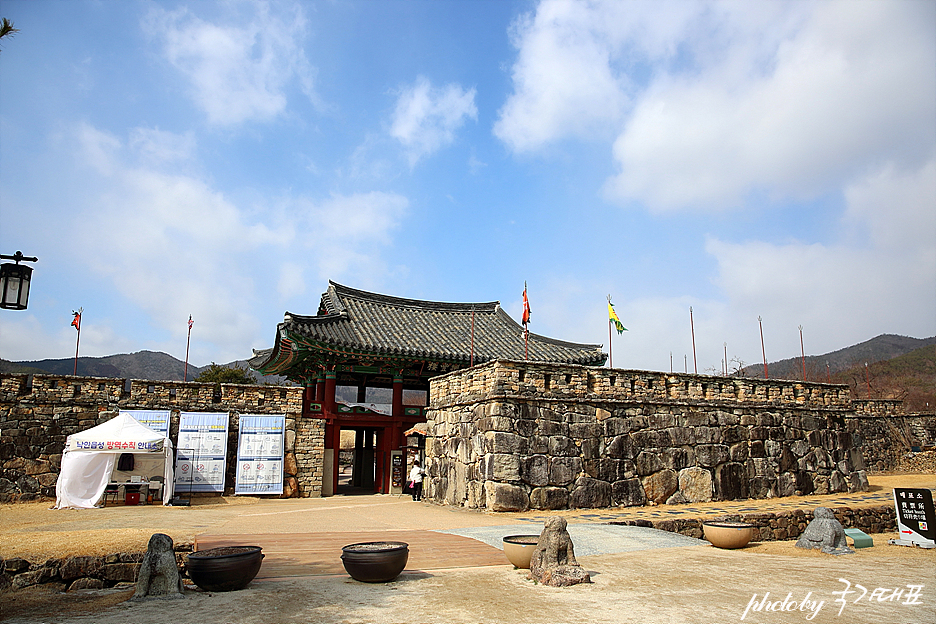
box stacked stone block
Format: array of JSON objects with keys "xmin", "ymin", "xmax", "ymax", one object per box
[
  {"xmin": 426, "ymin": 361, "xmax": 879, "ymax": 512},
  {"xmin": 0, "ymin": 373, "xmax": 322, "ymax": 501}
]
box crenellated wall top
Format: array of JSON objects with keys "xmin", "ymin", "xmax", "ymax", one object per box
[
  {"xmin": 0, "ymin": 372, "xmax": 303, "ymax": 414},
  {"xmin": 429, "ymin": 360, "xmax": 861, "ymax": 411}
]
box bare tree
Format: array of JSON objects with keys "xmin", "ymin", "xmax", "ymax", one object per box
[{"xmin": 0, "ymin": 18, "xmax": 19, "ymax": 48}]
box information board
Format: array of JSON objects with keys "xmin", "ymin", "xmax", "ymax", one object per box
[
  {"xmin": 893, "ymin": 487, "xmax": 935, "ymax": 547},
  {"xmin": 175, "ymin": 412, "xmax": 229, "ymax": 493},
  {"xmin": 235, "ymin": 414, "xmax": 285, "ymax": 495},
  {"xmin": 121, "ymin": 410, "xmax": 170, "ymax": 437}
]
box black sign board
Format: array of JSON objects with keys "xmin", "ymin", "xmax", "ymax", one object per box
[
  {"xmin": 893, "ymin": 487, "xmax": 935, "ymax": 543},
  {"xmin": 391, "ymin": 453, "xmax": 404, "ymax": 487}
]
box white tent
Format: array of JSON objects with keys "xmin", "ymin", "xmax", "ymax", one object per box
[{"xmin": 55, "ymin": 413, "xmax": 175, "ymax": 509}]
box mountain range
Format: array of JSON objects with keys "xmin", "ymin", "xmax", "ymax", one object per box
[
  {"xmin": 0, "ymin": 351, "xmax": 288, "ymax": 385},
  {"xmin": 2, "ymin": 334, "xmax": 932, "ymax": 408},
  {"xmin": 739, "ymin": 334, "xmax": 936, "ymax": 380}
]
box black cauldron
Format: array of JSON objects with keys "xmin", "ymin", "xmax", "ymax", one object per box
[
  {"xmin": 340, "ymin": 541, "xmax": 409, "ymax": 582},
  {"xmin": 186, "ymin": 546, "xmax": 264, "ymax": 591}
]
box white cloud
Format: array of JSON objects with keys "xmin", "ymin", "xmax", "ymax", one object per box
[
  {"xmin": 494, "ymin": 0, "xmax": 633, "ymax": 152},
  {"xmin": 0, "ymin": 314, "xmax": 138, "ymax": 362},
  {"xmin": 277, "ymin": 262, "xmax": 307, "ymax": 300},
  {"xmin": 607, "ymin": 1, "xmax": 935, "ymax": 212},
  {"xmin": 57, "ymin": 124, "xmax": 408, "ymax": 363},
  {"xmin": 300, "ymin": 191, "xmax": 409, "ymax": 280},
  {"xmin": 146, "ymin": 1, "xmax": 318, "ymax": 126},
  {"xmin": 497, "ymin": 1, "xmax": 935, "ymax": 213},
  {"xmin": 129, "ymin": 127, "xmax": 196, "ymax": 167},
  {"xmin": 390, "ymin": 76, "xmax": 477, "ymax": 166},
  {"xmin": 705, "ymin": 159, "xmax": 936, "ymax": 353}
]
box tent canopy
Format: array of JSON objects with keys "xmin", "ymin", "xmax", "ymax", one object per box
[
  {"xmin": 65, "ymin": 412, "xmax": 166, "ymax": 453},
  {"xmin": 55, "ymin": 413, "xmax": 175, "ymax": 509}
]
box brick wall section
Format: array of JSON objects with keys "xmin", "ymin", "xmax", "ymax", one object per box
[
  {"xmin": 426, "ymin": 360, "xmax": 933, "ymax": 512},
  {"xmin": 0, "ymin": 373, "xmax": 323, "ymax": 501}
]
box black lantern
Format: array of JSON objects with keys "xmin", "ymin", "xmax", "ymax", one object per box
[{"xmin": 0, "ymin": 251, "xmax": 38, "ymax": 310}]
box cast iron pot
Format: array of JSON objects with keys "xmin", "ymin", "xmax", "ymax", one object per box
[
  {"xmin": 186, "ymin": 546, "xmax": 264, "ymax": 591},
  {"xmin": 340, "ymin": 541, "xmax": 409, "ymax": 582}
]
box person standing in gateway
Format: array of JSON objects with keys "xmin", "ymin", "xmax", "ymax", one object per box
[{"xmin": 408, "ymin": 460, "xmax": 426, "ymax": 501}]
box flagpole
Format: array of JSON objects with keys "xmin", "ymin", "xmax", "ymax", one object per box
[
  {"xmin": 758, "ymin": 316, "xmax": 768, "ymax": 379},
  {"xmin": 522, "ymin": 281, "xmax": 530, "ymax": 361},
  {"xmin": 72, "ymin": 307, "xmax": 82, "ymax": 375},
  {"xmin": 689, "ymin": 306, "xmax": 697, "ymax": 374},
  {"xmin": 470, "ymin": 310, "xmax": 475, "ymax": 367},
  {"xmin": 799, "ymin": 325, "xmax": 806, "ymax": 381},
  {"xmin": 184, "ymin": 315, "xmax": 193, "ymax": 381},
  {"xmin": 607, "ymin": 295, "xmax": 613, "ymax": 367},
  {"xmin": 608, "ymin": 320, "xmax": 613, "ymax": 368}
]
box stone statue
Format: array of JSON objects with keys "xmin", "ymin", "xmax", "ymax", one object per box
[
  {"xmin": 795, "ymin": 507, "xmax": 854, "ymax": 555},
  {"xmin": 132, "ymin": 533, "xmax": 185, "ymax": 600},
  {"xmin": 529, "ymin": 517, "xmax": 591, "ymax": 586}
]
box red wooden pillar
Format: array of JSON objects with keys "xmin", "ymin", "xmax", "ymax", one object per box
[
  {"xmin": 302, "ymin": 382, "xmax": 314, "ymax": 417},
  {"xmin": 314, "ymin": 371, "xmax": 325, "ymax": 402},
  {"xmin": 392, "ymin": 376, "xmax": 404, "ymax": 419},
  {"xmin": 378, "ymin": 376, "xmax": 405, "ymax": 493},
  {"xmin": 323, "ymin": 371, "xmax": 336, "ymax": 415},
  {"xmin": 323, "ymin": 371, "xmax": 339, "ymax": 495}
]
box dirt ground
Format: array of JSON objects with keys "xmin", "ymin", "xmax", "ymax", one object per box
[
  {"xmin": 2, "ymin": 537, "xmax": 933, "ymax": 624},
  {"xmin": 1, "ymin": 473, "xmax": 934, "ymax": 623}
]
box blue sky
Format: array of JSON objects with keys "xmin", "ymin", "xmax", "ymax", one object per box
[{"xmin": 1, "ymin": 0, "xmax": 934, "ymax": 374}]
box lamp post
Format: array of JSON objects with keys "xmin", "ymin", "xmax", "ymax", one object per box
[{"xmin": 0, "ymin": 251, "xmax": 38, "ymax": 310}]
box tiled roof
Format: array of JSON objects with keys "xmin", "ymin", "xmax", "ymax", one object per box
[{"xmin": 250, "ymin": 281, "xmax": 606, "ymax": 373}]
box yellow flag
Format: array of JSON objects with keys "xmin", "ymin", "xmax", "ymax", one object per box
[{"xmin": 608, "ymin": 301, "xmax": 627, "ymax": 334}]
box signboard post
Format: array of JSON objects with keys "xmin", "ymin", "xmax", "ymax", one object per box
[
  {"xmin": 390, "ymin": 451, "xmax": 403, "ymax": 495},
  {"xmin": 121, "ymin": 410, "xmax": 170, "ymax": 437},
  {"xmin": 890, "ymin": 488, "xmax": 936, "ymax": 549},
  {"xmin": 175, "ymin": 412, "xmax": 229, "ymax": 494},
  {"xmin": 235, "ymin": 414, "xmax": 285, "ymax": 495}
]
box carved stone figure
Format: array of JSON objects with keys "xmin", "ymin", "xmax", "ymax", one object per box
[
  {"xmin": 795, "ymin": 507, "xmax": 854, "ymax": 555},
  {"xmin": 132, "ymin": 533, "xmax": 184, "ymax": 600},
  {"xmin": 529, "ymin": 517, "xmax": 591, "ymax": 586}
]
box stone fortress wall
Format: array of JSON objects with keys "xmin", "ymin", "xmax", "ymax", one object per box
[
  {"xmin": 2, "ymin": 364, "xmax": 932, "ymax": 508},
  {"xmin": 0, "ymin": 373, "xmax": 324, "ymax": 502},
  {"xmin": 425, "ymin": 360, "xmax": 935, "ymax": 511}
]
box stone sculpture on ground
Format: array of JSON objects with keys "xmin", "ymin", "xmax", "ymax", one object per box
[
  {"xmin": 132, "ymin": 533, "xmax": 184, "ymax": 600},
  {"xmin": 529, "ymin": 517, "xmax": 591, "ymax": 587},
  {"xmin": 795, "ymin": 507, "xmax": 855, "ymax": 555}
]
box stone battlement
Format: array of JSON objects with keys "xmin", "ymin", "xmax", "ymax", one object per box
[
  {"xmin": 430, "ymin": 360, "xmax": 855, "ymax": 411},
  {"xmin": 424, "ymin": 360, "xmax": 926, "ymax": 513}
]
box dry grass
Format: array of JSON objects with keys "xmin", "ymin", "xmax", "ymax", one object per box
[{"xmin": 740, "ymin": 532, "xmax": 935, "ymax": 560}]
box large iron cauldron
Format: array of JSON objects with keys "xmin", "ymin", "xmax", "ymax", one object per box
[
  {"xmin": 186, "ymin": 546, "xmax": 264, "ymax": 591},
  {"xmin": 340, "ymin": 541, "xmax": 409, "ymax": 582}
]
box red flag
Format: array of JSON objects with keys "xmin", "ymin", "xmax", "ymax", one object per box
[
  {"xmin": 188, "ymin": 315, "xmax": 194, "ymax": 330},
  {"xmin": 521, "ymin": 282, "xmax": 531, "ymax": 325},
  {"xmin": 71, "ymin": 311, "xmax": 81, "ymax": 331}
]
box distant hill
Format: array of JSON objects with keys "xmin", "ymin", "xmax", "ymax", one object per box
[
  {"xmin": 2, "ymin": 351, "xmax": 291, "ymax": 385},
  {"xmin": 740, "ymin": 334, "xmax": 936, "ymax": 381},
  {"xmin": 831, "ymin": 345, "xmax": 935, "ymax": 413}
]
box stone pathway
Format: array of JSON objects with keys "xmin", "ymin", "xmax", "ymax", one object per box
[{"xmin": 509, "ymin": 487, "xmax": 898, "ymax": 525}]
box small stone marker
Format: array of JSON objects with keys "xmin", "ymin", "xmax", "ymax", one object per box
[
  {"xmin": 528, "ymin": 517, "xmax": 591, "ymax": 587},
  {"xmin": 795, "ymin": 507, "xmax": 854, "ymax": 555},
  {"xmin": 132, "ymin": 533, "xmax": 184, "ymax": 600}
]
